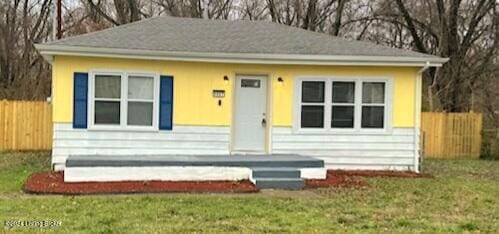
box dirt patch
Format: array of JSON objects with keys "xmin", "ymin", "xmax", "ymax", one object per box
[
  {"xmin": 23, "ymin": 171, "xmax": 259, "ymax": 195},
  {"xmin": 329, "ymin": 170, "xmax": 433, "ymax": 178},
  {"xmin": 306, "ymin": 171, "xmax": 368, "ymax": 188}
]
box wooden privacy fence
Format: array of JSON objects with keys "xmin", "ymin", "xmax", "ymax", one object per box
[
  {"xmin": 421, "ymin": 112, "xmax": 482, "ymax": 158},
  {"xmin": 0, "ymin": 100, "xmax": 52, "ymax": 150}
]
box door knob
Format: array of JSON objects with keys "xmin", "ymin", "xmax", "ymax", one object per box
[{"xmin": 261, "ymin": 118, "xmax": 267, "ymax": 127}]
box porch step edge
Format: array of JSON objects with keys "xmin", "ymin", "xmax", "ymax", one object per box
[
  {"xmin": 253, "ymin": 178, "xmax": 305, "ymax": 190},
  {"xmin": 251, "ymin": 168, "xmax": 301, "ymax": 178}
]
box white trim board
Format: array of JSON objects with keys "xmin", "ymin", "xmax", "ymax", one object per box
[{"xmin": 36, "ymin": 44, "xmax": 448, "ymax": 67}]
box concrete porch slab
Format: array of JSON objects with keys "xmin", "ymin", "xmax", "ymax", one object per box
[
  {"xmin": 64, "ymin": 154, "xmax": 327, "ymax": 189},
  {"xmin": 65, "ymin": 154, "xmax": 324, "ymax": 168}
]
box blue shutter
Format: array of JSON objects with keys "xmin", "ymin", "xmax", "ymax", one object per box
[
  {"xmin": 73, "ymin": 72, "xmax": 88, "ymax": 129},
  {"xmin": 159, "ymin": 76, "xmax": 173, "ymax": 130}
]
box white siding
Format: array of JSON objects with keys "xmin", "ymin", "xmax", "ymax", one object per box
[
  {"xmin": 272, "ymin": 127, "xmax": 417, "ymax": 171},
  {"xmin": 53, "ymin": 123, "xmax": 418, "ymax": 172},
  {"xmin": 52, "ymin": 123, "xmax": 230, "ymax": 170}
]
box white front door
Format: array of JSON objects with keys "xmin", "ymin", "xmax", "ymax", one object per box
[{"xmin": 233, "ymin": 75, "xmax": 268, "ymax": 153}]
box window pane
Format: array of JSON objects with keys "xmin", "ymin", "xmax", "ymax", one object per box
[
  {"xmin": 128, "ymin": 76, "xmax": 154, "ymax": 100},
  {"xmin": 302, "ymin": 81, "xmax": 325, "ymax": 103},
  {"xmin": 95, "ymin": 75, "xmax": 121, "ymax": 99},
  {"xmin": 362, "ymin": 106, "xmax": 384, "ymax": 128},
  {"xmin": 362, "ymin": 82, "xmax": 385, "ymax": 104},
  {"xmin": 95, "ymin": 101, "xmax": 120, "ymax": 125},
  {"xmin": 127, "ymin": 102, "xmax": 153, "ymax": 126},
  {"xmin": 332, "ymin": 82, "xmax": 355, "ymax": 103},
  {"xmin": 241, "ymin": 79, "xmax": 261, "ymax": 88},
  {"xmin": 331, "ymin": 106, "xmax": 354, "ymax": 128},
  {"xmin": 301, "ymin": 106, "xmax": 324, "ymax": 128}
]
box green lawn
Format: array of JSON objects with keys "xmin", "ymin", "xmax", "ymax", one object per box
[{"xmin": 0, "ymin": 152, "xmax": 498, "ymax": 233}]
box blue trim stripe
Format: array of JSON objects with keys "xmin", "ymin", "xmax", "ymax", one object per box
[
  {"xmin": 73, "ymin": 72, "xmax": 88, "ymax": 129},
  {"xmin": 159, "ymin": 76, "xmax": 173, "ymax": 130}
]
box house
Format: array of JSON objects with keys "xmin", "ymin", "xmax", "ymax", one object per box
[{"xmin": 36, "ymin": 17, "xmax": 447, "ymax": 189}]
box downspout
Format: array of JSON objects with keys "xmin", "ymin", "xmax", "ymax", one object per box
[{"xmin": 414, "ymin": 61, "xmax": 430, "ymax": 172}]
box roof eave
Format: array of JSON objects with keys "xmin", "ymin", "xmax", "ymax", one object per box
[{"xmin": 35, "ymin": 44, "xmax": 449, "ymax": 67}]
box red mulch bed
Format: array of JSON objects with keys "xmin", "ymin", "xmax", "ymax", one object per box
[
  {"xmin": 23, "ymin": 172, "xmax": 259, "ymax": 195},
  {"xmin": 23, "ymin": 170, "xmax": 432, "ymax": 195},
  {"xmin": 306, "ymin": 170, "xmax": 432, "ymax": 189}
]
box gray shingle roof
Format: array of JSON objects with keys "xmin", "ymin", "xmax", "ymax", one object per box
[{"xmin": 45, "ymin": 16, "xmax": 438, "ymax": 59}]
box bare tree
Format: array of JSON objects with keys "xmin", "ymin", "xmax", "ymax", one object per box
[
  {"xmin": 266, "ymin": 0, "xmax": 339, "ymax": 32},
  {"xmin": 0, "ymin": 0, "xmax": 52, "ymax": 100},
  {"xmin": 387, "ymin": 0, "xmax": 497, "ymax": 112},
  {"xmin": 238, "ymin": 0, "xmax": 267, "ymax": 20},
  {"xmin": 84, "ymin": 0, "xmax": 146, "ymax": 25},
  {"xmin": 156, "ymin": 0, "xmax": 234, "ymax": 19}
]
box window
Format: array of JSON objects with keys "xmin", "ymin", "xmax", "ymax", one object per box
[
  {"xmin": 331, "ymin": 82, "xmax": 355, "ymax": 128},
  {"xmin": 94, "ymin": 75, "xmax": 121, "ymax": 125},
  {"xmin": 241, "ymin": 79, "xmax": 261, "ymax": 88},
  {"xmin": 361, "ymin": 82, "xmax": 385, "ymax": 128},
  {"xmin": 298, "ymin": 78, "xmax": 390, "ymax": 131},
  {"xmin": 90, "ymin": 71, "xmax": 158, "ymax": 130},
  {"xmin": 300, "ymin": 81, "xmax": 325, "ymax": 128},
  {"xmin": 127, "ymin": 76, "xmax": 154, "ymax": 126}
]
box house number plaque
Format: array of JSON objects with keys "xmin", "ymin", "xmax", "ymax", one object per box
[{"xmin": 213, "ymin": 90, "xmax": 225, "ymax": 98}]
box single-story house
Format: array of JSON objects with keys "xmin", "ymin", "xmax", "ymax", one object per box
[{"xmin": 36, "ymin": 17, "xmax": 447, "ymax": 189}]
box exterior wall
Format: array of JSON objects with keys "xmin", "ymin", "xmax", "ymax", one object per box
[
  {"xmin": 52, "ymin": 123, "xmax": 229, "ymax": 170},
  {"xmin": 51, "ymin": 55, "xmax": 421, "ymax": 170},
  {"xmin": 272, "ymin": 127, "xmax": 416, "ymax": 171},
  {"xmin": 52, "ymin": 56, "xmax": 418, "ymax": 127}
]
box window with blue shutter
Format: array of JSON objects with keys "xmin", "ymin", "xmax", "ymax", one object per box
[
  {"xmin": 159, "ymin": 76, "xmax": 173, "ymax": 130},
  {"xmin": 73, "ymin": 72, "xmax": 88, "ymax": 129}
]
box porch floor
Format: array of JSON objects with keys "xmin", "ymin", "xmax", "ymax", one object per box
[{"xmin": 65, "ymin": 154, "xmax": 324, "ymax": 168}]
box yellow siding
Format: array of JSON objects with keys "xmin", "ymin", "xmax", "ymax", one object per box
[{"xmin": 52, "ymin": 56, "xmax": 418, "ymax": 127}]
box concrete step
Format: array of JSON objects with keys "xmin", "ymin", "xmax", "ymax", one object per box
[
  {"xmin": 253, "ymin": 178, "xmax": 305, "ymax": 190},
  {"xmin": 252, "ymin": 168, "xmax": 301, "ymax": 178}
]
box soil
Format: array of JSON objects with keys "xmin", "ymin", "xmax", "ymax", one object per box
[
  {"xmin": 306, "ymin": 171, "xmax": 368, "ymax": 188},
  {"xmin": 329, "ymin": 170, "xmax": 434, "ymax": 178},
  {"xmin": 23, "ymin": 170, "xmax": 431, "ymax": 195}
]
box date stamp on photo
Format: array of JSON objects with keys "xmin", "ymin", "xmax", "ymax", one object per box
[{"xmin": 4, "ymin": 220, "xmax": 62, "ymax": 228}]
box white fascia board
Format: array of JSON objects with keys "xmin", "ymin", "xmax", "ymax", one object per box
[{"xmin": 35, "ymin": 44, "xmax": 449, "ymax": 67}]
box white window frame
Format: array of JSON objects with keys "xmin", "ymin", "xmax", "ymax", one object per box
[
  {"xmin": 299, "ymin": 78, "xmax": 327, "ymax": 129},
  {"xmin": 330, "ymin": 79, "xmax": 357, "ymax": 130},
  {"xmin": 88, "ymin": 70, "xmax": 160, "ymax": 131},
  {"xmin": 360, "ymin": 80, "xmax": 388, "ymax": 130},
  {"xmin": 294, "ymin": 76, "xmax": 393, "ymax": 134}
]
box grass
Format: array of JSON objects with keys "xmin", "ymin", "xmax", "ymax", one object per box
[{"xmin": 1, "ymin": 152, "xmax": 498, "ymax": 233}]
